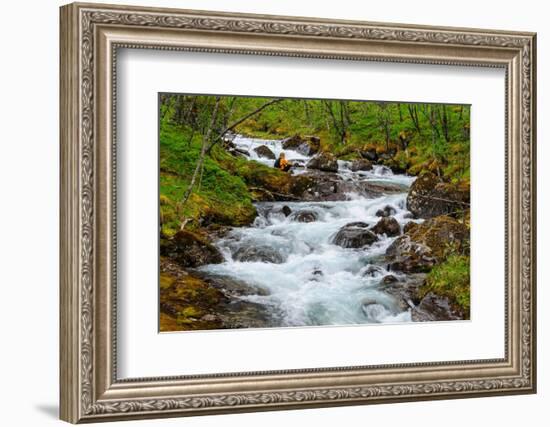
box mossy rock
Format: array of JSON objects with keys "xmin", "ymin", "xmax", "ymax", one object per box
[
  {"xmin": 386, "ymin": 214, "xmax": 469, "ymax": 274},
  {"xmin": 159, "ymin": 267, "xmax": 226, "ymax": 332},
  {"xmin": 288, "ymin": 175, "xmax": 315, "ymax": 197},
  {"xmin": 350, "ymin": 159, "xmax": 373, "ymax": 172},
  {"xmin": 253, "ymin": 145, "xmax": 276, "ymax": 159},
  {"xmin": 407, "ymin": 160, "xmax": 430, "ymax": 176},
  {"xmin": 406, "ymin": 215, "xmax": 469, "ymax": 261},
  {"xmin": 237, "ymin": 160, "xmax": 292, "ymax": 191},
  {"xmin": 161, "ymin": 229, "xmax": 224, "ymax": 268},
  {"xmin": 427, "ymin": 159, "xmax": 447, "ymax": 176},
  {"xmin": 385, "ymin": 235, "xmax": 436, "ymax": 273},
  {"xmin": 306, "ymin": 152, "xmax": 339, "ymax": 173},
  {"xmin": 417, "ymin": 254, "xmax": 470, "ymax": 318},
  {"xmin": 406, "ymin": 171, "xmax": 469, "ymax": 219},
  {"xmin": 382, "ymin": 158, "xmax": 407, "ymax": 174}
]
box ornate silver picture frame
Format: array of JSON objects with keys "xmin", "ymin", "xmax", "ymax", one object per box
[{"xmin": 60, "ymin": 2, "xmax": 536, "ymax": 423}]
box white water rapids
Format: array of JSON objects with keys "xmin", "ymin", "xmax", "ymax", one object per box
[{"xmin": 199, "ymin": 135, "xmax": 419, "ymax": 327}]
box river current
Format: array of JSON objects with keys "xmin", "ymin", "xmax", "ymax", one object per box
[{"xmin": 199, "ymin": 135, "xmax": 420, "ymax": 327}]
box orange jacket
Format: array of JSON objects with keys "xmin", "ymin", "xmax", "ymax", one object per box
[{"xmin": 279, "ymin": 158, "xmax": 289, "ymax": 170}]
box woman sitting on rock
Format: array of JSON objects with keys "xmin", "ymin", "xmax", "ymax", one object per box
[{"xmin": 274, "ymin": 152, "xmax": 292, "ymax": 172}]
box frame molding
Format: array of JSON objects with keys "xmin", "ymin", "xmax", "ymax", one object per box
[{"xmin": 60, "ymin": 2, "xmax": 536, "ymax": 423}]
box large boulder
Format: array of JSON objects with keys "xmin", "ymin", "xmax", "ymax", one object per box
[
  {"xmin": 161, "ymin": 230, "xmax": 224, "ymax": 268},
  {"xmin": 333, "ymin": 222, "xmax": 378, "ymax": 248},
  {"xmin": 159, "ymin": 257, "xmax": 273, "ymax": 332},
  {"xmin": 282, "ymin": 135, "xmax": 321, "ymax": 156},
  {"xmin": 195, "ymin": 272, "xmax": 270, "ymax": 297},
  {"xmin": 403, "ymin": 221, "xmax": 418, "ymax": 234},
  {"xmin": 385, "ymin": 215, "xmax": 469, "ymax": 272},
  {"xmin": 412, "ymin": 292, "xmax": 465, "ymax": 321},
  {"xmin": 281, "ymin": 135, "xmax": 303, "ymax": 149},
  {"xmin": 385, "ymin": 235, "xmax": 436, "ymax": 273},
  {"xmin": 299, "ymin": 170, "xmax": 345, "ymax": 201},
  {"xmin": 159, "ymin": 267, "xmax": 226, "ymax": 332},
  {"xmin": 298, "ymin": 136, "xmax": 321, "ymax": 156},
  {"xmin": 307, "ymin": 152, "xmax": 339, "ymax": 173},
  {"xmin": 350, "ymin": 159, "xmax": 373, "ymax": 172},
  {"xmin": 292, "ymin": 210, "xmax": 318, "ymax": 223},
  {"xmin": 241, "ymin": 161, "xmax": 314, "ymax": 202},
  {"xmin": 371, "ymin": 217, "xmax": 400, "ymax": 237},
  {"xmin": 232, "ymin": 245, "xmax": 285, "ymax": 264},
  {"xmin": 406, "ymin": 172, "xmax": 469, "ymax": 218},
  {"xmin": 253, "ymin": 145, "xmax": 276, "ymax": 159},
  {"xmin": 288, "ymin": 175, "xmax": 315, "ymax": 199},
  {"xmin": 406, "ymin": 215, "xmax": 469, "ymax": 260}
]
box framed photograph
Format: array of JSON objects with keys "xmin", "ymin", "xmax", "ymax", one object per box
[{"xmin": 60, "ymin": 2, "xmax": 537, "ymax": 423}]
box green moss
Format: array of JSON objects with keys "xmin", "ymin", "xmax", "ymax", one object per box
[
  {"xmin": 407, "ymin": 215, "xmax": 469, "ymax": 261},
  {"xmin": 178, "ymin": 306, "xmax": 204, "ymax": 319},
  {"xmin": 421, "ymin": 254, "xmax": 470, "ymax": 316},
  {"xmin": 159, "ymin": 273, "xmax": 175, "ymax": 290},
  {"xmin": 160, "ymin": 264, "xmax": 225, "ymax": 331},
  {"xmin": 393, "ymin": 150, "xmax": 411, "ymax": 170},
  {"xmin": 159, "ymin": 122, "xmax": 257, "ymax": 235},
  {"xmin": 336, "ymin": 151, "xmax": 362, "ymax": 161}
]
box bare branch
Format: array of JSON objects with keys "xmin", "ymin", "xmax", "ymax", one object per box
[
  {"xmin": 412, "ymin": 193, "xmax": 470, "ymax": 206},
  {"xmin": 206, "ymin": 98, "xmax": 284, "ymax": 153},
  {"xmin": 180, "ymin": 96, "xmax": 221, "ymax": 215}
]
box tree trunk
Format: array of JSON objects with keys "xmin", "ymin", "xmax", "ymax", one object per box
[
  {"xmin": 407, "ymin": 104, "xmax": 422, "ymax": 135},
  {"xmin": 180, "ymin": 97, "xmax": 221, "ymax": 215}
]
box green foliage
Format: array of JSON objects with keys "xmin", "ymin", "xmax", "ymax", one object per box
[
  {"xmin": 161, "ymin": 94, "xmax": 470, "ymax": 182},
  {"xmin": 159, "ymin": 94, "xmax": 471, "ymax": 234},
  {"xmin": 159, "ymin": 121, "xmax": 256, "ymax": 235},
  {"xmin": 422, "ymin": 254, "xmax": 471, "ymax": 316}
]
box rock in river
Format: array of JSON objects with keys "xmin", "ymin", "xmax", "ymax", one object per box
[
  {"xmin": 371, "ymin": 216, "xmax": 401, "ymax": 237},
  {"xmin": 233, "ymin": 245, "xmax": 285, "ymax": 264},
  {"xmin": 385, "ymin": 235, "xmax": 436, "ymax": 273},
  {"xmin": 333, "ymin": 222, "xmax": 378, "ymax": 248},
  {"xmin": 253, "ymin": 144, "xmax": 276, "ymax": 159},
  {"xmin": 385, "ymin": 215, "xmax": 469, "ymax": 273},
  {"xmin": 406, "ymin": 171, "xmax": 469, "ymax": 218},
  {"xmin": 376, "ymin": 205, "xmax": 397, "ymax": 217},
  {"xmin": 406, "ymin": 215, "xmax": 469, "ymax": 260},
  {"xmin": 350, "ymin": 159, "xmax": 373, "ymax": 172},
  {"xmin": 307, "ymin": 152, "xmax": 339, "ymax": 173},
  {"xmin": 412, "ymin": 292, "xmax": 465, "ymax": 321},
  {"xmin": 161, "ymin": 230, "xmax": 224, "ymax": 268},
  {"xmin": 362, "ymin": 265, "xmax": 386, "ymax": 278},
  {"xmin": 292, "ymin": 210, "xmax": 318, "ymax": 223},
  {"xmin": 282, "ymin": 134, "xmax": 321, "ymax": 156}
]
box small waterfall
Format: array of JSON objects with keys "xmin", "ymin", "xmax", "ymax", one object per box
[{"xmin": 232, "ymin": 135, "xmax": 310, "ymax": 168}]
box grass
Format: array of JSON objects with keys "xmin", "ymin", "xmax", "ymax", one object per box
[
  {"xmin": 422, "ymin": 254, "xmax": 471, "ymax": 317},
  {"xmin": 159, "ymin": 122, "xmax": 256, "ymax": 235}
]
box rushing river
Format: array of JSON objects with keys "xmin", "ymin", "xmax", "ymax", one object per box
[{"xmin": 199, "ymin": 135, "xmax": 420, "ymax": 327}]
